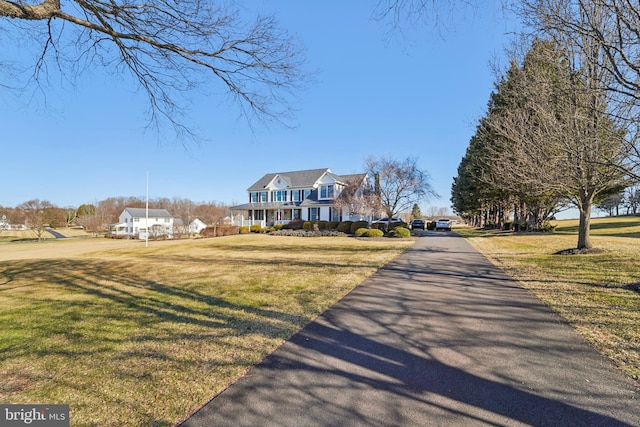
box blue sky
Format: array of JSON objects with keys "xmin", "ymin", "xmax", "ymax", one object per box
[{"xmin": 1, "ymin": 1, "xmax": 520, "ymax": 215}]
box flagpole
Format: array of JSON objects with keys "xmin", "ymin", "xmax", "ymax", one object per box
[{"xmin": 146, "ymin": 170, "xmax": 149, "ymax": 248}]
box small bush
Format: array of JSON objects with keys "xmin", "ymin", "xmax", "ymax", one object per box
[
  {"xmin": 541, "ymin": 221, "xmax": 556, "ymax": 232},
  {"xmin": 303, "ymin": 221, "xmax": 315, "ymax": 230},
  {"xmin": 286, "ymin": 219, "xmax": 304, "ymax": 230},
  {"xmin": 199, "ymin": 227, "xmax": 216, "ymax": 238},
  {"xmin": 354, "ymin": 228, "xmax": 369, "ymax": 237},
  {"xmin": 216, "ymin": 225, "xmax": 239, "ymax": 236},
  {"xmin": 269, "ymin": 229, "xmax": 348, "ymax": 237},
  {"xmin": 350, "ymin": 221, "xmax": 369, "ymax": 234},
  {"xmin": 388, "ymin": 227, "xmax": 411, "ymax": 238},
  {"xmin": 366, "ymin": 228, "xmax": 384, "ymax": 238},
  {"xmin": 273, "ymin": 224, "xmax": 284, "ymax": 231},
  {"xmin": 239, "ymin": 226, "xmax": 249, "ymax": 234},
  {"xmin": 371, "ymin": 222, "xmax": 385, "ymax": 231},
  {"xmin": 250, "ymin": 224, "xmax": 263, "ymax": 233},
  {"xmin": 337, "ymin": 221, "xmax": 353, "ymax": 233},
  {"xmin": 326, "ymin": 221, "xmax": 340, "ymax": 230},
  {"xmin": 317, "ymin": 220, "xmax": 329, "ymax": 230}
]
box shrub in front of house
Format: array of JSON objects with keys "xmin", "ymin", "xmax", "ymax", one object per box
[
  {"xmin": 317, "ymin": 220, "xmax": 329, "ymax": 230},
  {"xmin": 303, "ymin": 221, "xmax": 315, "ymax": 230},
  {"xmin": 269, "ymin": 229, "xmax": 348, "ymax": 237},
  {"xmin": 355, "ymin": 228, "xmax": 384, "ymax": 238},
  {"xmin": 250, "ymin": 224, "xmax": 263, "ymax": 233},
  {"xmin": 389, "ymin": 221, "xmax": 408, "ymax": 230},
  {"xmin": 350, "ymin": 221, "xmax": 369, "ymax": 234},
  {"xmin": 273, "ymin": 224, "xmax": 284, "ymax": 231},
  {"xmin": 370, "ymin": 222, "xmax": 384, "ymax": 231},
  {"xmin": 285, "ymin": 218, "xmax": 304, "ymax": 230},
  {"xmin": 337, "ymin": 221, "xmax": 353, "ymax": 233},
  {"xmin": 216, "ymin": 225, "xmax": 239, "ymax": 236},
  {"xmin": 388, "ymin": 227, "xmax": 411, "ymax": 238},
  {"xmin": 354, "ymin": 228, "xmax": 369, "ymax": 237},
  {"xmin": 365, "ymin": 228, "xmax": 384, "ymax": 238},
  {"xmin": 239, "ymin": 226, "xmax": 249, "ymax": 234},
  {"xmin": 327, "ymin": 221, "xmax": 339, "ymax": 230}
]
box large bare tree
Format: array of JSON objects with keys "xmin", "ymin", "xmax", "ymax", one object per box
[
  {"xmin": 0, "ymin": 0, "xmax": 307, "ymax": 138},
  {"xmin": 366, "ymin": 156, "xmax": 437, "ymax": 220},
  {"xmin": 17, "ymin": 199, "xmax": 55, "ymax": 241},
  {"xmin": 332, "ymin": 174, "xmax": 377, "ymax": 221},
  {"xmin": 482, "ymin": 38, "xmax": 631, "ymax": 249}
]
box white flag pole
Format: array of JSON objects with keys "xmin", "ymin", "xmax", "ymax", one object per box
[{"xmin": 146, "ymin": 170, "xmax": 149, "ymax": 248}]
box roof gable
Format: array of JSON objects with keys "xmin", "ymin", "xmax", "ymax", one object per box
[{"xmin": 247, "ymin": 168, "xmax": 331, "ymax": 191}]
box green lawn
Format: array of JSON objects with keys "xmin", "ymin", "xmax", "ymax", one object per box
[
  {"xmin": 0, "ymin": 234, "xmax": 413, "ymax": 426},
  {"xmin": 457, "ymin": 216, "xmax": 640, "ymax": 383}
]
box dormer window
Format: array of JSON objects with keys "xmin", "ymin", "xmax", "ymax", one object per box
[{"xmin": 320, "ymin": 184, "xmax": 334, "ymax": 199}]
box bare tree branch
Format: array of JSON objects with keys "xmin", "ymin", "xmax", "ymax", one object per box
[{"xmin": 0, "ymin": 0, "xmax": 309, "ymax": 139}]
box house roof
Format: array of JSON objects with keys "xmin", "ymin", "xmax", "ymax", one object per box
[
  {"xmin": 247, "ymin": 168, "xmax": 364, "ymax": 191},
  {"xmin": 247, "ymin": 168, "xmax": 330, "ymax": 191},
  {"xmin": 340, "ymin": 173, "xmax": 367, "ymax": 184},
  {"xmin": 122, "ymin": 208, "xmax": 173, "ymax": 218}
]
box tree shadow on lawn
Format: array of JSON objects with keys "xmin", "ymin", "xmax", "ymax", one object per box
[
  {"xmin": 0, "ymin": 257, "xmax": 311, "ymax": 337},
  {"xmin": 1, "ymin": 256, "xmax": 343, "ymax": 424},
  {"xmin": 554, "ymin": 217, "xmax": 640, "ymax": 238}
]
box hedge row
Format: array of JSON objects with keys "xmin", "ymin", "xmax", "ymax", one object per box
[{"xmin": 200, "ymin": 220, "xmax": 414, "ymax": 238}]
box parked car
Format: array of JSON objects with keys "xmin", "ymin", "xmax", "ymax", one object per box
[
  {"xmin": 410, "ymin": 219, "xmax": 425, "ymax": 230},
  {"xmin": 435, "ymin": 218, "xmax": 452, "ymax": 231},
  {"xmin": 372, "ymin": 217, "xmax": 403, "ymax": 231}
]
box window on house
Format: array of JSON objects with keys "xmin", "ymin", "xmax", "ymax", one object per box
[
  {"xmin": 250, "ymin": 192, "xmax": 258, "ymax": 203},
  {"xmin": 303, "ymin": 189, "xmax": 311, "ymax": 200},
  {"xmin": 292, "ymin": 191, "xmax": 300, "ymax": 202},
  {"xmin": 293, "ymin": 209, "xmax": 301, "ymax": 219},
  {"xmin": 273, "ymin": 190, "xmax": 286, "ymax": 202},
  {"xmin": 309, "ymin": 208, "xmax": 319, "ymax": 221},
  {"xmin": 134, "ymin": 218, "xmax": 139, "ymax": 222},
  {"xmin": 260, "ymin": 192, "xmax": 268, "ymax": 202},
  {"xmin": 320, "ymin": 184, "xmax": 334, "ymax": 199}
]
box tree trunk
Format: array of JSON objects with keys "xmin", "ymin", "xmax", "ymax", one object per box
[{"xmin": 577, "ymin": 198, "xmax": 593, "ymax": 250}]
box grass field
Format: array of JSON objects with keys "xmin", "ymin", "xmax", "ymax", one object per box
[
  {"xmin": 0, "ymin": 234, "xmax": 413, "ymax": 426},
  {"xmin": 457, "ymin": 215, "xmax": 640, "ymax": 383}
]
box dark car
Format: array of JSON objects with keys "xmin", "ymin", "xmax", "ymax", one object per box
[{"xmin": 410, "ymin": 219, "xmax": 425, "ymax": 230}]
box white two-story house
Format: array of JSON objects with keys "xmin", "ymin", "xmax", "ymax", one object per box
[
  {"xmin": 111, "ymin": 208, "xmax": 174, "ymax": 239},
  {"xmin": 230, "ymin": 168, "xmax": 372, "ymax": 227}
]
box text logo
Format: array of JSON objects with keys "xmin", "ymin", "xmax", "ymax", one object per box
[{"xmin": 1, "ymin": 405, "xmax": 69, "ymax": 427}]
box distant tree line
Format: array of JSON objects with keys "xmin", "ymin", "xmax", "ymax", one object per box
[
  {"xmin": 0, "ymin": 197, "xmax": 229, "ymax": 239},
  {"xmin": 596, "ymin": 185, "xmax": 640, "ymax": 217}
]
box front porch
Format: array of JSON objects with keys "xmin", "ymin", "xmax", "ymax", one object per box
[{"xmin": 230, "ymin": 203, "xmax": 342, "ymax": 228}]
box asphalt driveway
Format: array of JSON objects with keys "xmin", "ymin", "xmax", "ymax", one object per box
[{"xmin": 180, "ymin": 232, "xmax": 639, "ymax": 426}]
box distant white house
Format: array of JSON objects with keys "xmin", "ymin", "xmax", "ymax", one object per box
[
  {"xmin": 173, "ymin": 218, "xmax": 208, "ymax": 236},
  {"xmin": 0, "ymin": 214, "xmax": 26, "ymax": 230},
  {"xmin": 188, "ymin": 218, "xmax": 207, "ymax": 234},
  {"xmin": 110, "ymin": 208, "xmax": 174, "ymax": 239}
]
